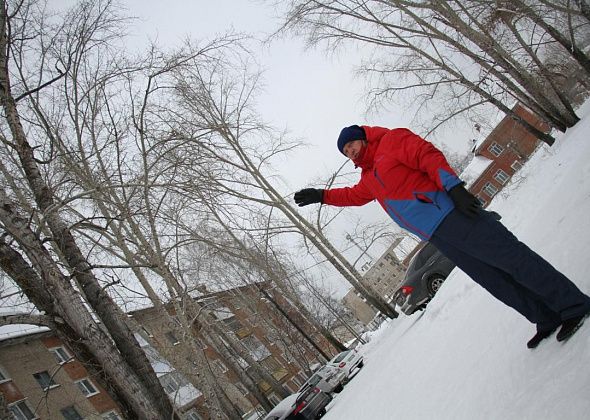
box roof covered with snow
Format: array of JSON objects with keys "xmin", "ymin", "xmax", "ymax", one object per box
[{"xmin": 459, "ymin": 155, "xmax": 493, "ymax": 188}]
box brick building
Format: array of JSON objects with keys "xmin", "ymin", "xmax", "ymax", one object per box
[
  {"xmin": 0, "ymin": 328, "xmax": 122, "ymax": 420},
  {"xmin": 461, "ymin": 103, "xmax": 549, "ymax": 206},
  {"xmin": 1, "ymin": 282, "xmax": 335, "ymax": 419}
]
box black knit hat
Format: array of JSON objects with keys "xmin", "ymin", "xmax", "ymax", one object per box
[{"xmin": 337, "ymin": 125, "xmax": 366, "ymax": 155}]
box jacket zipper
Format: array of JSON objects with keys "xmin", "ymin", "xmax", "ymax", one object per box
[{"xmin": 374, "ymin": 169, "xmax": 386, "ymax": 188}]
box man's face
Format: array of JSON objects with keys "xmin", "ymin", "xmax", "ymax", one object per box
[{"xmin": 343, "ymin": 139, "xmax": 365, "ymax": 160}]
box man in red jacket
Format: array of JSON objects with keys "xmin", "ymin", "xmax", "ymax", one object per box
[{"xmin": 294, "ymin": 125, "xmax": 590, "ymax": 348}]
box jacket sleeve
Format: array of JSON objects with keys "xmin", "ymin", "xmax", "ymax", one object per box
[
  {"xmin": 323, "ymin": 177, "xmax": 374, "ymax": 207},
  {"xmin": 382, "ymin": 128, "xmax": 463, "ymax": 191}
]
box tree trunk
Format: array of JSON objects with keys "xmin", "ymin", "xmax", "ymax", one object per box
[
  {"xmin": 0, "ymin": 4, "xmax": 176, "ymax": 417},
  {"xmin": 0, "ymin": 198, "xmax": 168, "ymax": 418}
]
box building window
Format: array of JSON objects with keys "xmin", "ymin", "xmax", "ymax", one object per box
[
  {"xmin": 511, "ymin": 160, "xmax": 523, "ymax": 171},
  {"xmin": 0, "ymin": 364, "xmax": 10, "ymax": 383},
  {"xmin": 49, "ymin": 346, "xmax": 72, "ymax": 364},
  {"xmin": 268, "ymin": 393, "xmax": 282, "ymax": 405},
  {"xmin": 261, "ymin": 356, "xmax": 281, "ymax": 372},
  {"xmin": 488, "ymin": 142, "xmax": 504, "ymax": 157},
  {"xmin": 241, "ymin": 335, "xmax": 271, "ymax": 361},
  {"xmin": 482, "ymin": 182, "xmax": 499, "ymax": 198},
  {"xmin": 76, "ymin": 378, "xmax": 99, "ymax": 397},
  {"xmin": 161, "ymin": 373, "xmax": 181, "ymax": 395},
  {"xmin": 476, "ymin": 195, "xmax": 487, "ymax": 206},
  {"xmin": 33, "ymin": 370, "xmax": 59, "ymax": 390},
  {"xmin": 290, "ymin": 373, "xmax": 304, "ymax": 389},
  {"xmin": 102, "ymin": 411, "xmax": 122, "ymax": 420},
  {"xmin": 165, "ymin": 331, "xmax": 180, "ymax": 345},
  {"xmin": 8, "ymin": 399, "xmax": 36, "ymax": 420},
  {"xmin": 160, "ymin": 371, "xmax": 188, "ymax": 396},
  {"xmin": 185, "ymin": 410, "xmax": 203, "ymax": 420},
  {"xmin": 286, "ymin": 380, "xmax": 299, "ymax": 393},
  {"xmin": 493, "ymin": 169, "xmax": 510, "ymax": 185},
  {"xmin": 213, "ymin": 359, "xmax": 228, "ymax": 373},
  {"xmin": 234, "ymin": 382, "xmax": 249, "ymax": 396},
  {"xmin": 223, "ymin": 317, "xmax": 243, "ymax": 332},
  {"xmin": 61, "ymin": 406, "xmax": 83, "ymax": 420}
]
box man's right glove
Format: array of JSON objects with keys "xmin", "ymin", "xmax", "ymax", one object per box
[
  {"xmin": 294, "ymin": 188, "xmax": 324, "ymax": 207},
  {"xmin": 448, "ymin": 184, "xmax": 481, "ymax": 219}
]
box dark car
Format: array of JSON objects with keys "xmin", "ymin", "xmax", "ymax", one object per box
[
  {"xmin": 262, "ymin": 386, "xmax": 332, "ymax": 420},
  {"xmin": 393, "ymin": 242, "xmax": 456, "ymax": 315}
]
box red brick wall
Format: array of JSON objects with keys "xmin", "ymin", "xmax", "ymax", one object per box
[
  {"xmin": 40, "ymin": 336, "xmax": 121, "ymax": 415},
  {"xmin": 469, "ymin": 104, "xmax": 548, "ymax": 205}
]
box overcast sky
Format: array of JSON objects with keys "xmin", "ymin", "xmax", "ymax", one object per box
[
  {"xmin": 48, "ymin": 1, "xmax": 485, "ymax": 298},
  {"xmin": 119, "ymin": 0, "xmax": 489, "ymax": 296}
]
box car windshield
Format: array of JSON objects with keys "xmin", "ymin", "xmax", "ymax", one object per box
[{"xmin": 332, "ymin": 351, "xmax": 350, "ymax": 363}]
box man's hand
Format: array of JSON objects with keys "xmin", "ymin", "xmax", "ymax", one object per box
[
  {"xmin": 294, "ymin": 188, "xmax": 323, "ymax": 207},
  {"xmin": 448, "ymin": 184, "xmax": 481, "ymax": 218}
]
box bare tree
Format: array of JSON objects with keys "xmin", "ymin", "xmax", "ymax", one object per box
[
  {"xmin": 275, "ymin": 0, "xmax": 590, "ymax": 145},
  {"xmin": 164, "ymin": 53, "xmax": 398, "ymax": 319},
  {"xmin": 0, "ymin": 1, "xmax": 185, "ymax": 417}
]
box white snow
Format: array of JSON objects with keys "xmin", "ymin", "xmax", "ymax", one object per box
[
  {"xmin": 322, "ymin": 101, "xmax": 590, "ymax": 420},
  {"xmin": 460, "ymin": 154, "xmax": 493, "ymax": 188}
]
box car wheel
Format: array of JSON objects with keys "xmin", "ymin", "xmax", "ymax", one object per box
[
  {"xmin": 333, "ymin": 383, "xmax": 344, "ymax": 393},
  {"xmin": 316, "ymin": 408, "xmax": 327, "ymax": 419},
  {"xmin": 427, "ymin": 275, "xmax": 445, "ymax": 296},
  {"xmin": 358, "ymin": 360, "xmax": 364, "ymax": 369}
]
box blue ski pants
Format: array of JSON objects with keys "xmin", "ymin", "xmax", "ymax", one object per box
[{"xmin": 430, "ymin": 209, "xmax": 590, "ymax": 331}]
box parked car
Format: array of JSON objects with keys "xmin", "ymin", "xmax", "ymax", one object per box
[
  {"xmin": 262, "ymin": 386, "xmax": 332, "ymax": 420},
  {"xmin": 327, "ymin": 348, "xmax": 364, "ymax": 380},
  {"xmin": 298, "ymin": 365, "xmax": 347, "ymax": 394},
  {"xmin": 393, "ymin": 242, "xmax": 456, "ymax": 315}
]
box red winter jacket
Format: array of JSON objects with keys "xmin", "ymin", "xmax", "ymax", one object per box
[{"xmin": 322, "ymin": 126, "xmax": 463, "ymax": 240}]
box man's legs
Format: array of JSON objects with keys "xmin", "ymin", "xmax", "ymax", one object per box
[
  {"xmin": 430, "ymin": 227, "xmax": 562, "ymax": 330},
  {"xmin": 431, "ymin": 210, "xmax": 590, "ymax": 328}
]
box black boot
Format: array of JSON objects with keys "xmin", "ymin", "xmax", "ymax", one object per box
[
  {"xmin": 556, "ymin": 313, "xmax": 589, "ymax": 342},
  {"xmin": 527, "ymin": 328, "xmax": 557, "ymax": 349}
]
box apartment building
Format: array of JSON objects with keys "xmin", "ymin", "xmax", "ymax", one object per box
[
  {"xmin": 1, "ymin": 282, "xmax": 334, "ymax": 419},
  {"xmin": 461, "ymin": 103, "xmax": 549, "ymax": 206},
  {"xmin": 0, "ymin": 328, "xmax": 122, "ymax": 420}
]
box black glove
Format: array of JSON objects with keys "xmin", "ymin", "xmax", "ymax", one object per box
[
  {"xmin": 294, "ymin": 188, "xmax": 324, "ymax": 207},
  {"xmin": 448, "ymin": 184, "xmax": 481, "ymax": 219}
]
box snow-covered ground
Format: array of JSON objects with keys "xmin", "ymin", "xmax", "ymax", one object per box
[{"xmin": 323, "ymin": 102, "xmax": 590, "ymax": 420}]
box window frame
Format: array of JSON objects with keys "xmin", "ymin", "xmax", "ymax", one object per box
[
  {"xmin": 0, "ymin": 364, "xmax": 11, "ymax": 383},
  {"xmin": 75, "ymin": 377, "xmax": 100, "ymax": 397},
  {"xmin": 101, "ymin": 411, "xmax": 123, "ymax": 420},
  {"xmin": 213, "ymin": 359, "xmax": 228, "ymax": 373},
  {"xmin": 185, "ymin": 410, "xmax": 203, "ymax": 420},
  {"xmin": 160, "ymin": 372, "xmax": 186, "ymax": 395},
  {"xmin": 60, "ymin": 405, "xmax": 83, "ymax": 420},
  {"xmin": 482, "ymin": 182, "xmax": 499, "ymax": 198},
  {"xmin": 49, "ymin": 346, "xmax": 72, "ymax": 365},
  {"xmin": 488, "ymin": 142, "xmax": 504, "ymax": 157},
  {"xmin": 33, "ymin": 370, "xmax": 59, "ymax": 391},
  {"xmin": 511, "ymin": 160, "xmax": 523, "ymax": 172},
  {"xmin": 8, "ymin": 399, "xmax": 37, "ymax": 420},
  {"xmin": 234, "ymin": 382, "xmax": 249, "ymax": 396},
  {"xmin": 493, "ymin": 169, "xmax": 510, "ymax": 185},
  {"xmin": 267, "ymin": 393, "xmax": 282, "ymax": 405}
]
